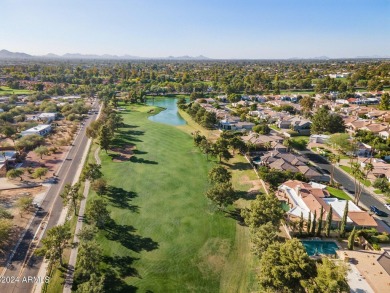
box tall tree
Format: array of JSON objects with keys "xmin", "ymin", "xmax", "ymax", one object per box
[
  {"xmin": 316, "ymin": 206, "xmax": 324, "ymax": 237},
  {"xmin": 340, "ymin": 201, "xmax": 349, "ymax": 238},
  {"xmin": 251, "ymin": 222, "xmax": 279, "ymax": 256},
  {"xmin": 379, "ymin": 92, "xmax": 390, "ymax": 110},
  {"xmin": 213, "ymin": 138, "xmax": 232, "ymax": 163},
  {"xmin": 36, "ymin": 224, "xmax": 71, "ymax": 267},
  {"xmin": 299, "ymin": 211, "xmax": 304, "ymax": 236},
  {"xmin": 229, "ymin": 136, "xmax": 245, "ymax": 155},
  {"xmin": 258, "ymin": 239, "xmax": 316, "ymax": 293},
  {"xmin": 76, "ymin": 274, "xmax": 105, "ymax": 293},
  {"xmin": 302, "ymin": 258, "xmax": 349, "ymax": 293},
  {"xmin": 60, "ymin": 183, "xmax": 84, "ymax": 215},
  {"xmin": 205, "ymin": 182, "xmax": 235, "ymax": 207},
  {"xmin": 311, "ymin": 107, "xmax": 345, "ymax": 134},
  {"xmin": 86, "ymin": 198, "xmax": 110, "ymax": 228},
  {"xmin": 208, "ymin": 165, "xmax": 232, "ymax": 184},
  {"xmin": 310, "ymin": 210, "xmax": 317, "ymax": 236},
  {"xmin": 306, "ymin": 212, "xmax": 312, "ymax": 234},
  {"xmin": 98, "ymin": 124, "xmax": 113, "ymax": 153},
  {"xmin": 348, "ymin": 227, "xmax": 356, "ymax": 250},
  {"xmin": 299, "ymin": 96, "xmax": 315, "ymax": 113},
  {"xmin": 241, "ymin": 193, "xmax": 284, "ymax": 228},
  {"xmin": 82, "ymin": 163, "xmax": 103, "ymax": 182},
  {"xmin": 325, "ymin": 205, "xmax": 333, "ymax": 238},
  {"xmin": 76, "ymin": 241, "xmax": 102, "ymax": 279}
]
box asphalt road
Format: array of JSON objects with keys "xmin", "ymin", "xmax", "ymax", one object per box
[
  {"xmin": 301, "ymin": 150, "xmax": 389, "ymax": 219},
  {"xmin": 0, "ymin": 103, "xmax": 98, "ymax": 293}
]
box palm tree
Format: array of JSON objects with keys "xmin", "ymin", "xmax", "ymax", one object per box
[
  {"xmin": 370, "ymin": 137, "xmax": 381, "ymax": 164},
  {"xmin": 329, "ymin": 154, "xmax": 340, "ymax": 186}
]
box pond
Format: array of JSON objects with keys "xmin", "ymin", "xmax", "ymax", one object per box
[{"xmin": 146, "ymin": 97, "xmax": 187, "ymax": 126}]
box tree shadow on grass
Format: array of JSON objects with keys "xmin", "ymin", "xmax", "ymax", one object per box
[
  {"xmin": 224, "ymin": 208, "xmax": 246, "ymax": 226},
  {"xmin": 102, "ymin": 269, "xmax": 138, "ymax": 293},
  {"xmin": 116, "ymin": 129, "xmax": 145, "ymax": 136},
  {"xmin": 112, "ymin": 135, "xmax": 143, "ymax": 145},
  {"xmin": 102, "ymin": 255, "xmax": 140, "ymax": 278},
  {"xmin": 121, "ymin": 123, "xmax": 139, "ymax": 129},
  {"xmin": 231, "ymin": 161, "xmax": 252, "ymax": 171},
  {"xmin": 129, "ymin": 156, "xmax": 158, "ymax": 165},
  {"xmin": 133, "ymin": 149, "xmax": 148, "ymax": 155},
  {"xmin": 104, "ymin": 186, "xmax": 139, "ymax": 213},
  {"xmin": 104, "ymin": 220, "xmax": 159, "ymax": 253},
  {"xmin": 236, "ymin": 190, "xmax": 258, "ymax": 201}
]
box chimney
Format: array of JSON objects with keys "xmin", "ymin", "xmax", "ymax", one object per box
[{"xmin": 296, "ymin": 186, "xmax": 301, "ymax": 197}]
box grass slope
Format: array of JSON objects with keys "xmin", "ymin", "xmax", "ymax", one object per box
[{"xmin": 88, "ymin": 104, "xmax": 243, "ymax": 292}]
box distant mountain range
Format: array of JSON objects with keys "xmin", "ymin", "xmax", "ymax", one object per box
[
  {"xmin": 0, "ymin": 49, "xmax": 389, "ymax": 60},
  {"xmin": 0, "ymin": 49, "xmax": 210, "ymax": 60}
]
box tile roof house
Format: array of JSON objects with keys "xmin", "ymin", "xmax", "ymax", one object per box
[
  {"xmin": 259, "ymin": 152, "xmax": 328, "ymax": 181},
  {"xmin": 278, "ymin": 180, "xmax": 377, "ymax": 228}
]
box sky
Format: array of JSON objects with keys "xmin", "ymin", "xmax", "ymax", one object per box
[{"xmin": 0, "ymin": 0, "xmax": 389, "ymax": 59}]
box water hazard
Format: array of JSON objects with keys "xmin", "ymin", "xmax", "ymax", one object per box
[{"xmin": 146, "ymin": 97, "xmax": 186, "ymax": 126}]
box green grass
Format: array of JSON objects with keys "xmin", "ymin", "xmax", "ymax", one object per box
[
  {"xmin": 374, "ymin": 189, "xmax": 382, "ymax": 194},
  {"xmin": 0, "ymin": 86, "xmax": 34, "ymax": 95},
  {"xmin": 85, "ymin": 103, "xmax": 254, "ymax": 292},
  {"xmin": 327, "ymin": 187, "xmax": 352, "ymax": 200},
  {"xmin": 269, "ymin": 124, "xmax": 281, "ymax": 132},
  {"xmin": 290, "ymin": 136, "xmax": 309, "ymax": 150},
  {"xmin": 340, "ymin": 165, "xmax": 372, "ymax": 187}
]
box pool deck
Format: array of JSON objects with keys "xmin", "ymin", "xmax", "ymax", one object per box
[{"xmin": 337, "ymin": 247, "xmax": 390, "ymax": 293}]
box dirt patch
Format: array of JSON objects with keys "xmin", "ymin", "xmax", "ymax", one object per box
[
  {"xmin": 195, "ymin": 238, "xmax": 231, "ymax": 278},
  {"xmin": 110, "ymin": 145, "xmax": 136, "ymax": 162},
  {"xmin": 239, "ymin": 175, "xmax": 262, "ymax": 193},
  {"xmin": 0, "ymin": 186, "xmax": 45, "ymax": 269}
]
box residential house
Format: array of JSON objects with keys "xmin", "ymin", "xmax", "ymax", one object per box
[
  {"xmin": 38, "ymin": 112, "xmax": 58, "ymax": 123},
  {"xmin": 278, "ymin": 180, "xmax": 377, "ymax": 228},
  {"xmin": 379, "ymin": 130, "xmax": 390, "ymax": 140},
  {"xmin": 345, "ymin": 119, "xmax": 371, "ymax": 134},
  {"xmin": 0, "ymin": 150, "xmax": 17, "ymax": 177},
  {"xmin": 21, "ymin": 124, "xmax": 52, "ymax": 137},
  {"xmin": 309, "ymin": 134, "xmax": 330, "ymax": 144},
  {"xmin": 360, "ymin": 123, "xmax": 388, "ymax": 134},
  {"xmin": 259, "ymin": 151, "xmax": 328, "ymax": 181},
  {"xmin": 277, "ymin": 116, "xmax": 311, "ymax": 134},
  {"xmin": 219, "ymin": 116, "xmax": 254, "ymax": 131}
]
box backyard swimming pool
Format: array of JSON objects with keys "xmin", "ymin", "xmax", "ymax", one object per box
[{"xmin": 301, "ymin": 240, "xmax": 339, "ymax": 256}]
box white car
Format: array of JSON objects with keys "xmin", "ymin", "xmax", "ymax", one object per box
[{"xmin": 385, "ymin": 203, "xmax": 390, "ymax": 211}]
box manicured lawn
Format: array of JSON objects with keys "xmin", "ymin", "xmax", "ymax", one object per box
[
  {"xmin": 340, "ymin": 165, "xmax": 371, "ymax": 187},
  {"xmin": 269, "ymin": 124, "xmax": 281, "ymax": 132},
  {"xmin": 290, "ymin": 136, "xmax": 309, "ymax": 150},
  {"xmin": 0, "ymin": 86, "xmax": 34, "ymax": 95},
  {"xmin": 327, "ymin": 187, "xmax": 352, "ymax": 200},
  {"xmin": 85, "ymin": 103, "xmax": 254, "ymax": 292}
]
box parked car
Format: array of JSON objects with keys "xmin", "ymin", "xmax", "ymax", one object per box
[
  {"xmin": 370, "ymin": 205, "xmax": 388, "ymax": 217},
  {"xmin": 384, "ymin": 203, "xmax": 390, "ymax": 211}
]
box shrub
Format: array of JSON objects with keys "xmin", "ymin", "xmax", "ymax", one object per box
[{"xmin": 371, "ymin": 234, "xmax": 390, "ymax": 243}]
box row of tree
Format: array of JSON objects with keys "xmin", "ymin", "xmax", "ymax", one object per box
[{"xmin": 86, "ymin": 105, "xmax": 123, "ymax": 153}]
